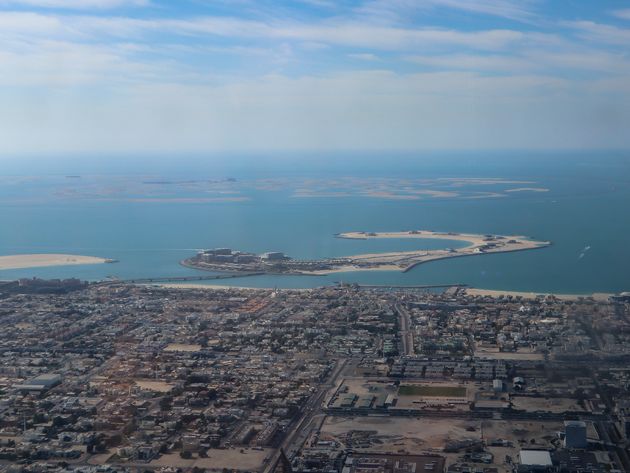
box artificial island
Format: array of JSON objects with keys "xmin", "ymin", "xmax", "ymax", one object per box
[{"xmin": 181, "ymin": 230, "xmax": 551, "ymax": 276}]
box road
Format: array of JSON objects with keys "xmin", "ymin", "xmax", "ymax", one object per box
[
  {"xmin": 263, "ymin": 358, "xmax": 347, "ymax": 473},
  {"xmin": 395, "ymin": 303, "xmax": 414, "ymax": 356}
]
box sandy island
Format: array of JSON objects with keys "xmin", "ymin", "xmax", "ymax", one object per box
[
  {"xmin": 340, "ymin": 229, "xmax": 522, "ymax": 245},
  {"xmin": 328, "ymin": 230, "xmax": 551, "ymax": 274},
  {"xmin": 0, "ymin": 254, "xmax": 112, "ymax": 271},
  {"xmin": 183, "ymin": 229, "xmax": 551, "ymax": 277}
]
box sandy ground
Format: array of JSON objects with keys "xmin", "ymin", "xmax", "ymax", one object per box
[
  {"xmin": 466, "ymin": 288, "xmax": 612, "ymax": 301},
  {"xmin": 481, "ymin": 419, "xmax": 564, "ymax": 445},
  {"xmin": 182, "ymin": 229, "xmax": 549, "ymax": 277},
  {"xmin": 331, "ymin": 230, "xmax": 550, "ymax": 273},
  {"xmin": 505, "ymin": 187, "xmax": 549, "ymax": 193},
  {"xmin": 150, "ymin": 449, "xmax": 271, "ymax": 471},
  {"xmin": 319, "ymin": 417, "xmax": 564, "ymax": 473},
  {"xmin": 146, "ymin": 283, "xmax": 315, "ymax": 292},
  {"xmin": 320, "ymin": 416, "xmax": 481, "ymax": 451},
  {"xmin": 304, "ymin": 264, "xmax": 402, "ymax": 275},
  {"xmin": 0, "ymin": 253, "xmax": 109, "ymax": 270},
  {"xmin": 164, "ymin": 343, "xmax": 202, "ymax": 352},
  {"xmin": 135, "ymin": 380, "xmax": 175, "ymax": 393},
  {"xmin": 338, "ymin": 230, "xmax": 528, "ymax": 246},
  {"xmin": 144, "ymin": 283, "xmax": 268, "ymax": 290},
  {"xmin": 511, "ymin": 396, "xmax": 585, "ymax": 413}
]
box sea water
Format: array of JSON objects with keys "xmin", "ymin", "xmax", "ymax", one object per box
[{"xmin": 1, "ymin": 151, "xmax": 629, "ymax": 293}]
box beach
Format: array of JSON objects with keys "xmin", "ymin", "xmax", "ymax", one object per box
[
  {"xmin": 330, "ymin": 230, "xmax": 550, "ymax": 273},
  {"xmin": 465, "ymin": 287, "xmax": 612, "ymax": 302},
  {"xmin": 338, "ymin": 229, "xmax": 538, "ymax": 246},
  {"xmin": 147, "ymin": 283, "xmax": 313, "ymax": 292},
  {"xmin": 304, "ymin": 264, "xmax": 402, "ymax": 275},
  {"xmin": 0, "ymin": 254, "xmax": 110, "ymax": 271},
  {"xmin": 145, "ymin": 283, "xmax": 612, "ymax": 303},
  {"xmin": 183, "ymin": 230, "xmax": 551, "ymax": 278}
]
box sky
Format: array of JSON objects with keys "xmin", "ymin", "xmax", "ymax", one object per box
[{"xmin": 1, "ymin": 0, "xmax": 630, "ymax": 155}]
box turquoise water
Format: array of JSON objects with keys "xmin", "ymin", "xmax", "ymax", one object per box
[{"xmin": 1, "ymin": 152, "xmax": 629, "ymax": 293}]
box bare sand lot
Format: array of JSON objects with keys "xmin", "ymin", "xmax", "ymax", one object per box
[
  {"xmin": 320, "ymin": 416, "xmax": 481, "ymax": 452},
  {"xmin": 511, "ymin": 396, "xmax": 586, "ymax": 413},
  {"xmin": 0, "ymin": 253, "xmax": 109, "ymax": 270},
  {"xmin": 319, "ymin": 416, "xmax": 566, "ymax": 456},
  {"xmin": 481, "ymin": 419, "xmax": 565, "ymax": 449},
  {"xmin": 135, "ymin": 380, "xmax": 175, "ymax": 393},
  {"xmin": 164, "ymin": 343, "xmax": 202, "ymax": 352},
  {"xmin": 89, "ymin": 411, "xmax": 590, "ymax": 473},
  {"xmin": 466, "ymin": 288, "xmax": 612, "ymax": 301},
  {"xmin": 150, "ymin": 449, "xmax": 271, "ymax": 471},
  {"xmin": 147, "ymin": 283, "xmax": 257, "ymax": 290}
]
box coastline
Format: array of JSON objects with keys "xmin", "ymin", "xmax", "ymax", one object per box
[
  {"xmin": 337, "ymin": 229, "xmax": 548, "ymax": 246},
  {"xmin": 144, "ymin": 283, "xmax": 308, "ymax": 291},
  {"xmin": 464, "ymin": 287, "xmax": 612, "ymax": 301},
  {"xmin": 139, "ymin": 282, "xmax": 614, "ymax": 301},
  {"xmin": 312, "ymin": 230, "xmax": 550, "ymax": 274},
  {"xmin": 0, "ymin": 254, "xmax": 112, "ymax": 271},
  {"xmin": 184, "ymin": 229, "xmax": 551, "ymax": 277}
]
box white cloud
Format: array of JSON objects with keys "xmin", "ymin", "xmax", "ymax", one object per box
[
  {"xmin": 1, "ymin": 70, "xmax": 628, "ymax": 154},
  {"xmin": 428, "ymin": 0, "xmax": 538, "ymax": 21},
  {"xmin": 295, "ymin": 0, "xmax": 336, "ymax": 8},
  {"xmin": 0, "ymin": 40, "xmax": 163, "ymax": 86},
  {"xmin": 348, "ymin": 53, "xmax": 379, "ymax": 61},
  {"xmin": 563, "ymin": 20, "xmax": 630, "ymax": 46},
  {"xmin": 612, "ymin": 9, "xmax": 630, "ymax": 21},
  {"xmin": 0, "ymin": 3, "xmax": 628, "ymax": 154},
  {"xmin": 405, "ymin": 54, "xmax": 532, "ymax": 72},
  {"xmin": 269, "ymin": 23, "xmax": 524, "ymax": 51},
  {"xmin": 405, "ymin": 50, "xmax": 630, "ymax": 75},
  {"xmin": 0, "ymin": 11, "xmax": 527, "ymax": 51},
  {"xmin": 0, "ymin": 0, "xmax": 147, "ymax": 9},
  {"xmin": 0, "ymin": 11, "xmax": 66, "ymax": 36},
  {"xmin": 356, "ymin": 0, "xmax": 539, "ymax": 24}
]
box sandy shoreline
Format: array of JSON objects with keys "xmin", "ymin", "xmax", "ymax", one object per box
[
  {"xmin": 0, "ymin": 254, "xmax": 110, "ymax": 271},
  {"xmin": 143, "ymin": 283, "xmax": 613, "ymax": 301},
  {"xmin": 303, "ymin": 264, "xmax": 402, "ymax": 275},
  {"xmin": 185, "ymin": 229, "xmax": 550, "ymax": 278},
  {"xmin": 338, "ymin": 229, "xmax": 541, "ymax": 246},
  {"xmin": 465, "ymin": 288, "xmax": 612, "ymax": 301},
  {"xmin": 145, "ymin": 283, "xmax": 265, "ymax": 290},
  {"xmin": 146, "ymin": 283, "xmax": 312, "ymax": 291},
  {"xmin": 332, "ymin": 230, "xmax": 550, "ymax": 273}
]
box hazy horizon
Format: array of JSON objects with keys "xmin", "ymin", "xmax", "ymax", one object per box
[{"xmin": 1, "ymin": 0, "xmax": 630, "ymax": 156}]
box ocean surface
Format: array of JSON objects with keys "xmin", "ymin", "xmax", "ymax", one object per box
[{"xmin": 1, "ymin": 151, "xmax": 629, "ymax": 294}]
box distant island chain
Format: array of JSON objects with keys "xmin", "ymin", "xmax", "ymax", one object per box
[{"xmin": 182, "ymin": 230, "xmax": 551, "ymax": 276}]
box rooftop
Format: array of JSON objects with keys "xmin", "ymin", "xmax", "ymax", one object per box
[{"xmin": 519, "ymin": 450, "xmax": 552, "ymax": 467}]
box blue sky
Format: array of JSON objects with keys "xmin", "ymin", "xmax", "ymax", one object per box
[{"xmin": 1, "ymin": 0, "xmax": 630, "ymax": 154}]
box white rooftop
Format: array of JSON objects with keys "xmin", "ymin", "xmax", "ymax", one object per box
[{"xmin": 519, "ymin": 450, "xmax": 552, "ymax": 466}]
